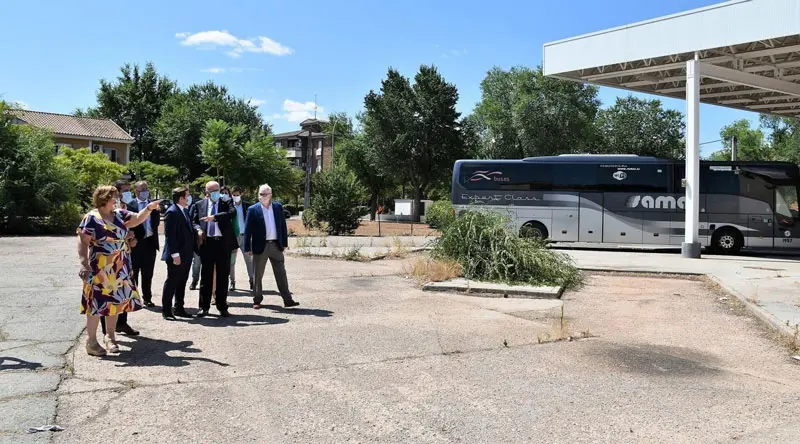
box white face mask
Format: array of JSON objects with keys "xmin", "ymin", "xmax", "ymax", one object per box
[
  {"xmin": 121, "ymin": 191, "xmax": 132, "ymax": 202},
  {"xmin": 233, "ymin": 195, "xmax": 241, "ymax": 204}
]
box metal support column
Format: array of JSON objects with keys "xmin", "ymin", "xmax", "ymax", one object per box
[{"xmin": 682, "ymin": 57, "xmax": 702, "ymax": 258}]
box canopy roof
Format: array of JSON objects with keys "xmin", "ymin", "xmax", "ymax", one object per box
[{"xmin": 543, "ymin": 0, "xmax": 800, "ymax": 118}]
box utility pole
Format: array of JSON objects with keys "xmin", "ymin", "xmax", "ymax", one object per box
[
  {"xmin": 731, "ymin": 135, "xmax": 738, "ymax": 161},
  {"xmin": 303, "ymin": 132, "xmax": 312, "ymax": 208}
]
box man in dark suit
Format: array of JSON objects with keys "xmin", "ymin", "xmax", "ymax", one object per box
[
  {"xmin": 161, "ymin": 186, "xmax": 196, "ymax": 320},
  {"xmin": 230, "ymin": 186, "xmax": 254, "ymax": 291},
  {"xmin": 128, "ymin": 180, "xmax": 160, "ymax": 307},
  {"xmin": 191, "ymin": 181, "xmax": 238, "ymax": 317},
  {"xmin": 243, "ymin": 183, "xmax": 299, "ymax": 309}
]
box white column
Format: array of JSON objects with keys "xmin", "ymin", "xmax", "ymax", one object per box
[{"xmin": 683, "ymin": 58, "xmax": 701, "ymax": 258}]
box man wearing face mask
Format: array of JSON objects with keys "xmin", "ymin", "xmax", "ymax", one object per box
[
  {"xmin": 161, "ymin": 187, "xmax": 196, "ymax": 320},
  {"xmin": 191, "ymin": 181, "xmax": 238, "ymax": 317},
  {"xmin": 243, "ymin": 183, "xmax": 298, "ymax": 309},
  {"xmin": 103, "ymin": 180, "xmax": 140, "ymax": 335},
  {"xmin": 229, "ymin": 186, "xmax": 254, "ymax": 291},
  {"xmin": 128, "ymin": 181, "xmax": 160, "ymax": 307}
]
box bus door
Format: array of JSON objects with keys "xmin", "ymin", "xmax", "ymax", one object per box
[{"xmin": 773, "ymin": 182, "xmax": 800, "ymax": 248}]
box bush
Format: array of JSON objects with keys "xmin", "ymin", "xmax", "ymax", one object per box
[
  {"xmin": 426, "ymin": 200, "xmax": 455, "ymax": 229},
  {"xmin": 432, "ymin": 210, "xmax": 582, "ymax": 288},
  {"xmin": 310, "ymin": 168, "xmax": 365, "ymax": 235},
  {"xmin": 301, "ymin": 208, "xmax": 318, "ymax": 230},
  {"xmin": 284, "ymin": 204, "xmax": 304, "ymax": 216}
]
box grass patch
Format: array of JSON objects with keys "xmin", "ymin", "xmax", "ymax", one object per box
[
  {"xmin": 431, "ymin": 210, "xmax": 582, "ymax": 288},
  {"xmin": 405, "ymin": 257, "xmax": 463, "ymax": 283},
  {"xmin": 342, "ymin": 246, "xmax": 365, "ymax": 261}
]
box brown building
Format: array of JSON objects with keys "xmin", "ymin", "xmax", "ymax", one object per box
[
  {"xmin": 13, "ymin": 110, "xmax": 134, "ymax": 164},
  {"xmin": 273, "ymin": 119, "xmax": 333, "ymax": 173}
]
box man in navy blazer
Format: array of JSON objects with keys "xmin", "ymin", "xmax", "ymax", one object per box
[
  {"xmin": 160, "ymin": 186, "xmax": 196, "ymax": 320},
  {"xmin": 243, "ymin": 183, "xmax": 298, "ymax": 308}
]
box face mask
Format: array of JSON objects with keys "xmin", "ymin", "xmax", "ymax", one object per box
[
  {"xmin": 209, "ymin": 191, "xmax": 220, "ymax": 202},
  {"xmin": 221, "ymin": 193, "xmax": 230, "ymax": 202},
  {"xmin": 121, "ymin": 191, "xmax": 132, "ymax": 202},
  {"xmin": 139, "ymin": 190, "xmax": 150, "ymax": 201},
  {"xmin": 187, "ymin": 195, "xmax": 193, "ymax": 207},
  {"xmin": 232, "ymin": 195, "xmax": 241, "ymax": 204}
]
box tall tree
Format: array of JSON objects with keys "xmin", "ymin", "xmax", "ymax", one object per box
[
  {"xmin": 708, "ymin": 119, "xmax": 770, "ymax": 161},
  {"xmin": 594, "ymin": 96, "xmax": 685, "ymax": 158},
  {"xmin": 86, "ymin": 63, "xmax": 177, "ymax": 162},
  {"xmin": 127, "ymin": 161, "xmax": 180, "ymax": 199},
  {"xmin": 364, "ymin": 65, "xmax": 467, "ymax": 221},
  {"xmin": 154, "ymin": 82, "xmax": 267, "ymax": 179},
  {"xmin": 322, "ymin": 111, "xmax": 355, "ymax": 142},
  {"xmin": 472, "ymin": 66, "xmax": 600, "ymax": 159},
  {"xmin": 336, "ymin": 134, "xmax": 394, "ymax": 220},
  {"xmin": 761, "ymin": 115, "xmax": 800, "ymax": 164}
]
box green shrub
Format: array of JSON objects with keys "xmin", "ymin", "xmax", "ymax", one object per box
[
  {"xmin": 284, "ymin": 204, "xmax": 304, "ymax": 215},
  {"xmin": 301, "ymin": 208, "xmax": 319, "ymax": 230},
  {"xmin": 310, "ymin": 168, "xmax": 365, "ymax": 235},
  {"xmin": 426, "ymin": 200, "xmax": 455, "ymax": 229},
  {"xmin": 432, "ymin": 210, "xmax": 582, "ymax": 288},
  {"xmin": 47, "ymin": 203, "xmax": 84, "ymax": 234}
]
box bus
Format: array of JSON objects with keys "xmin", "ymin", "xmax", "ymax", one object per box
[{"xmin": 451, "ymin": 155, "xmax": 800, "ymax": 254}]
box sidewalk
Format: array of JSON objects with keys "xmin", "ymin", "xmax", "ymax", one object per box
[{"xmin": 560, "ymin": 248, "xmax": 800, "ymax": 337}]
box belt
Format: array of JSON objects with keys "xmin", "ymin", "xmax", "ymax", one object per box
[
  {"xmin": 266, "ymin": 239, "xmax": 278, "ymax": 243},
  {"xmin": 207, "ymin": 237, "xmax": 223, "ymax": 241}
]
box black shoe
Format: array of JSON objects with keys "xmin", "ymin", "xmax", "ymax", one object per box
[
  {"xmin": 219, "ymin": 309, "xmax": 231, "ymax": 318},
  {"xmin": 190, "ymin": 280, "xmax": 198, "ymax": 291},
  {"xmin": 283, "ymin": 299, "xmax": 300, "ymax": 308},
  {"xmin": 117, "ymin": 323, "xmax": 140, "ymax": 335},
  {"xmin": 162, "ymin": 312, "xmax": 176, "ymax": 321},
  {"xmin": 143, "ymin": 299, "xmax": 156, "ymax": 308},
  {"xmin": 173, "ymin": 308, "xmax": 193, "ymax": 318},
  {"xmin": 196, "ymin": 309, "xmax": 209, "ymax": 318}
]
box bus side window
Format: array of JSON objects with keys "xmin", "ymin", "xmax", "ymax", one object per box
[{"xmin": 598, "ymin": 164, "xmax": 668, "ymax": 193}]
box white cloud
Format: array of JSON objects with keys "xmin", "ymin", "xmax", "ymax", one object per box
[
  {"xmin": 177, "ymin": 30, "xmax": 293, "ymax": 57},
  {"xmin": 248, "ymin": 98, "xmax": 266, "ymax": 107},
  {"xmin": 201, "ymin": 67, "xmax": 226, "ymax": 74},
  {"xmin": 200, "ymin": 67, "xmax": 262, "ymax": 74},
  {"xmin": 442, "ymin": 49, "xmax": 468, "ymax": 58},
  {"xmin": 12, "ymin": 100, "xmax": 29, "ymax": 109},
  {"xmin": 272, "ymin": 99, "xmax": 326, "ymax": 123}
]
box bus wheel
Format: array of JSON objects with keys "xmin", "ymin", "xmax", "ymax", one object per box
[
  {"xmin": 520, "ymin": 221, "xmax": 548, "ymax": 240},
  {"xmin": 710, "ymin": 227, "xmax": 743, "ymax": 255}
]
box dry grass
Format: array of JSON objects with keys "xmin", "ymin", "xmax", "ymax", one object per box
[
  {"xmin": 536, "ymin": 306, "xmax": 592, "ymax": 344},
  {"xmin": 405, "ymin": 257, "xmax": 462, "ymax": 283},
  {"xmin": 288, "ymin": 219, "xmax": 437, "ymax": 237}
]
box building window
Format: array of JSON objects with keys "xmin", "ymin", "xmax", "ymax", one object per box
[
  {"xmin": 54, "ymin": 142, "xmax": 72, "ymax": 154},
  {"xmin": 103, "ymin": 147, "xmax": 117, "ymax": 162}
]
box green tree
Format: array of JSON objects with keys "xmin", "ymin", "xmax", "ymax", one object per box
[
  {"xmin": 127, "ymin": 161, "xmax": 179, "ymax": 199},
  {"xmin": 310, "ymin": 168, "xmax": 366, "ymax": 235},
  {"xmin": 761, "ymin": 115, "xmax": 800, "ymax": 163},
  {"xmin": 83, "ymin": 63, "xmax": 177, "ymax": 163},
  {"xmin": 594, "ymin": 96, "xmax": 685, "ymax": 158},
  {"xmin": 54, "ymin": 148, "xmax": 127, "ymax": 207},
  {"xmin": 154, "ymin": 82, "xmax": 267, "ymax": 179},
  {"xmin": 336, "ymin": 134, "xmax": 394, "ymax": 220},
  {"xmin": 472, "ymin": 66, "xmax": 600, "ymax": 159},
  {"xmin": 322, "ymin": 111, "xmax": 355, "ymax": 142},
  {"xmin": 708, "ymin": 119, "xmax": 771, "ymax": 161},
  {"xmin": 200, "ymin": 119, "xmax": 247, "ymax": 181},
  {"xmin": 0, "ymin": 102, "xmax": 80, "ymax": 234},
  {"xmin": 364, "ymin": 65, "xmax": 467, "ymax": 221}
]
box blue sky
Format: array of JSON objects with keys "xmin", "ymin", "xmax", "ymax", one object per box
[{"xmin": 1, "ymin": 0, "xmax": 759, "ymax": 157}]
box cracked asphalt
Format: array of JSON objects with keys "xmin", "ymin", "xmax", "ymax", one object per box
[{"xmin": 2, "ymin": 236, "xmax": 800, "ymax": 443}]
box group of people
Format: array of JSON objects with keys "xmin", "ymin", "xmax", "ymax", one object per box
[{"xmin": 76, "ymin": 180, "xmax": 297, "ymax": 357}]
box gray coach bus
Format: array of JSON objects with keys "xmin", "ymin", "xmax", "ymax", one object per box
[{"xmin": 451, "ymin": 155, "xmax": 800, "ymax": 254}]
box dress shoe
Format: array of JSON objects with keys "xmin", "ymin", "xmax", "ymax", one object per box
[
  {"xmin": 173, "ymin": 308, "xmax": 193, "ymax": 318},
  {"xmin": 117, "ymin": 323, "xmax": 140, "ymax": 336},
  {"xmin": 162, "ymin": 313, "xmax": 176, "ymax": 321},
  {"xmin": 196, "ymin": 309, "xmax": 209, "ymax": 318},
  {"xmin": 219, "ymin": 309, "xmax": 231, "ymax": 318},
  {"xmin": 283, "ymin": 299, "xmax": 300, "ymax": 308},
  {"xmin": 143, "ymin": 298, "xmax": 156, "ymax": 308}
]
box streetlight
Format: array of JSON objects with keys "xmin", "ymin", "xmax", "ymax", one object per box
[{"xmin": 330, "ymin": 116, "xmax": 339, "ymax": 167}]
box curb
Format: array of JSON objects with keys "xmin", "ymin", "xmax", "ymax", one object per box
[{"xmin": 422, "ymin": 279, "xmax": 564, "ymax": 299}]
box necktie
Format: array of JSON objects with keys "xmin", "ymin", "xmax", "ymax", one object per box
[
  {"xmin": 209, "ymin": 203, "xmax": 217, "ymax": 237},
  {"xmin": 183, "ymin": 208, "xmax": 191, "ymax": 226}
]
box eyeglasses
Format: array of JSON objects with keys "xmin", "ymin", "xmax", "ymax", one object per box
[{"xmin": 259, "ymin": 192, "xmax": 272, "ymax": 196}]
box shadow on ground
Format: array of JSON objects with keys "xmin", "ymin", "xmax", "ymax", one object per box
[
  {"xmin": 0, "ymin": 356, "xmax": 43, "ymax": 371},
  {"xmin": 103, "ymin": 336, "xmax": 230, "ymax": 368}
]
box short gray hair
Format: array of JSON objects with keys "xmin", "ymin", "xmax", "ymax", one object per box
[
  {"xmin": 134, "ymin": 180, "xmax": 148, "ymax": 190},
  {"xmin": 258, "ymin": 184, "xmax": 272, "ymax": 195},
  {"xmin": 205, "ymin": 181, "xmax": 220, "ymax": 192}
]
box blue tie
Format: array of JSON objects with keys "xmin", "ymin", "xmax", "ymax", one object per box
[{"xmin": 208, "ymin": 203, "xmax": 217, "ymax": 237}]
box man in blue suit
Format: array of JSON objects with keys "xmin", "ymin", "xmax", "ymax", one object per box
[
  {"xmin": 161, "ymin": 186, "xmax": 196, "ymax": 320},
  {"xmin": 243, "ymin": 183, "xmax": 299, "ymax": 309}
]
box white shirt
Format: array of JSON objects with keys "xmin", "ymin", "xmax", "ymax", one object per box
[
  {"xmin": 171, "ymin": 203, "xmax": 190, "ymax": 260},
  {"xmin": 261, "ymin": 203, "xmax": 277, "ymax": 241},
  {"xmin": 235, "ymin": 203, "xmax": 245, "ymax": 236},
  {"xmin": 206, "ymin": 200, "xmax": 221, "ymax": 238},
  {"xmin": 137, "ymin": 199, "xmax": 153, "ymax": 237}
]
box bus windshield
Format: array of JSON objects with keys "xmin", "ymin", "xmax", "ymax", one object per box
[{"xmin": 775, "ymin": 184, "xmax": 799, "ymax": 219}]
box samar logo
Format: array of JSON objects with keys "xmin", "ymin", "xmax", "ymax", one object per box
[
  {"xmin": 468, "ymin": 170, "xmax": 508, "ymax": 182},
  {"xmin": 627, "ymin": 195, "xmax": 686, "ymax": 210},
  {"xmin": 612, "ymin": 171, "xmax": 627, "ymax": 181}
]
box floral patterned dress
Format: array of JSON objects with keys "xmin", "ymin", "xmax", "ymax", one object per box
[{"xmin": 78, "ymin": 208, "xmax": 143, "ymax": 316}]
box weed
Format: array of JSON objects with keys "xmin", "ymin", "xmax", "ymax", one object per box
[
  {"xmin": 343, "ymin": 246, "xmax": 364, "ymax": 261},
  {"xmin": 405, "ymin": 257, "xmax": 462, "ymax": 283}
]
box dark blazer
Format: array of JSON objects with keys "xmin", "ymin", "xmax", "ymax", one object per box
[
  {"xmin": 243, "ymin": 202, "xmax": 288, "ymax": 254},
  {"xmin": 191, "ymin": 198, "xmax": 239, "ymax": 252},
  {"xmin": 161, "ymin": 205, "xmax": 196, "ymax": 263},
  {"xmin": 232, "ymin": 200, "xmax": 251, "ymax": 237},
  {"xmin": 127, "ymin": 199, "xmax": 160, "ymax": 250}
]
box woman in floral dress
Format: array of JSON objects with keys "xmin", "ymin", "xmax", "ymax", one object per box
[{"xmin": 77, "ymin": 185, "xmax": 160, "ymax": 356}]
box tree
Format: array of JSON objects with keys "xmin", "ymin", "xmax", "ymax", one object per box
[
  {"xmin": 708, "ymin": 119, "xmax": 771, "ymax": 161},
  {"xmin": 472, "ymin": 66, "xmax": 600, "ymax": 159},
  {"xmin": 364, "ymin": 65, "xmax": 467, "ymax": 221},
  {"xmin": 336, "ymin": 134, "xmax": 394, "ymax": 220},
  {"xmin": 127, "ymin": 161, "xmax": 179, "ymax": 199},
  {"xmin": 200, "ymin": 119, "xmax": 247, "ymax": 182},
  {"xmin": 0, "ymin": 101, "xmax": 80, "ymax": 234},
  {"xmin": 54, "ymin": 148, "xmax": 127, "ymax": 207},
  {"xmin": 154, "ymin": 82, "xmax": 267, "ymax": 179},
  {"xmin": 85, "ymin": 63, "xmax": 177, "ymax": 163},
  {"xmin": 310, "ymin": 168, "xmax": 366, "ymax": 235},
  {"xmin": 594, "ymin": 96, "xmax": 685, "ymax": 158},
  {"xmin": 322, "ymin": 111, "xmax": 355, "ymax": 142},
  {"xmin": 761, "ymin": 115, "xmax": 800, "ymax": 164}
]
